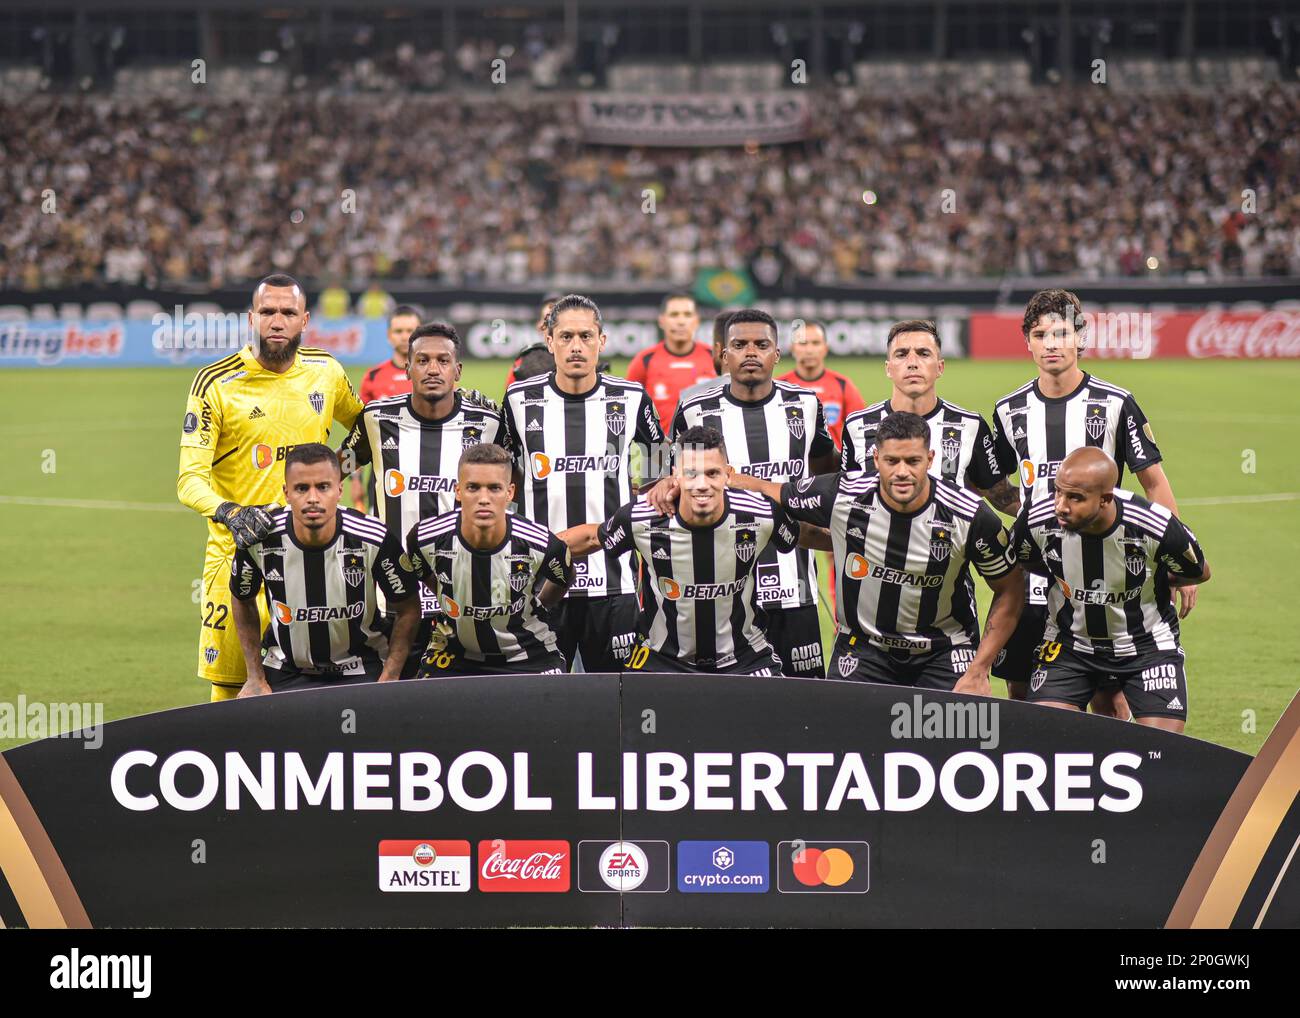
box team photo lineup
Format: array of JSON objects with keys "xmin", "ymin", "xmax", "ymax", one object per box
[
  {"xmin": 4, "ymin": 0, "xmax": 1300, "ymax": 954},
  {"xmin": 189, "ymin": 280, "xmax": 1208, "ymax": 733}
]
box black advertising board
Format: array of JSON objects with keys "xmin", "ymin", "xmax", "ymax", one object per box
[{"xmin": 1, "ymin": 674, "xmax": 1294, "ymax": 929}]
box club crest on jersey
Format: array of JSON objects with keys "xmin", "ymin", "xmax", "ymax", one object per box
[
  {"xmin": 343, "ymin": 554, "xmax": 366, "ymax": 587},
  {"xmin": 509, "ymin": 560, "xmax": 531, "ymax": 592},
  {"xmin": 1030, "ymin": 668, "xmax": 1047, "ymax": 692},
  {"xmin": 930, "ymin": 526, "xmax": 951, "ymax": 562},
  {"xmin": 784, "ymin": 405, "xmax": 805, "ymax": 440},
  {"xmin": 309, "ymin": 390, "xmax": 325, "ymax": 415},
  {"xmin": 462, "ymin": 426, "xmax": 482, "ymax": 451},
  {"xmin": 606, "ymin": 401, "xmax": 626, "ymax": 436},
  {"xmin": 941, "ymin": 429, "xmax": 961, "ymax": 466},
  {"xmin": 1085, "ymin": 404, "xmax": 1108, "ymax": 441},
  {"xmin": 1126, "ymin": 553, "xmax": 1147, "ymax": 577},
  {"xmin": 837, "ymin": 654, "xmax": 857, "ymax": 678},
  {"xmin": 735, "ymin": 529, "xmax": 757, "ymax": 562},
  {"xmin": 204, "ymin": 647, "xmax": 219, "ymax": 664}
]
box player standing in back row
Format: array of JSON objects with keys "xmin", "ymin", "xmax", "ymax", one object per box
[
  {"xmin": 340, "ymin": 322, "xmax": 509, "ymax": 669},
  {"xmin": 990, "ymin": 289, "xmax": 1192, "ymax": 708},
  {"xmin": 841, "ymin": 320, "xmax": 1016, "ymax": 508},
  {"xmin": 178, "ymin": 274, "xmax": 363, "ymax": 701},
  {"xmin": 670, "ymin": 309, "xmax": 838, "ymax": 678},
  {"xmin": 501, "ymin": 294, "xmax": 665, "ymax": 671}
]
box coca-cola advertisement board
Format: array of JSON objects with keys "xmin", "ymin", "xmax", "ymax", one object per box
[{"xmin": 969, "ymin": 310, "xmax": 1300, "ymax": 359}]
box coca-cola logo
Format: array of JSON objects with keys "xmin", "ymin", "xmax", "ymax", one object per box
[
  {"xmin": 477, "ymin": 840, "xmax": 571, "ymax": 892},
  {"xmin": 1186, "ymin": 311, "xmax": 1300, "ymax": 359}
]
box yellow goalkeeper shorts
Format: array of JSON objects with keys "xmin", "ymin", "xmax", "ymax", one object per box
[{"xmin": 196, "ymin": 544, "xmax": 269, "ymax": 700}]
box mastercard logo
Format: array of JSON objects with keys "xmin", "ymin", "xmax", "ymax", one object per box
[
  {"xmin": 252, "ymin": 444, "xmax": 274, "ymax": 470},
  {"xmin": 531, "ymin": 452, "xmax": 551, "ymax": 479},
  {"xmin": 847, "ymin": 553, "xmax": 871, "ymax": 579},
  {"xmin": 272, "ymin": 600, "xmax": 293, "ymax": 625},
  {"xmin": 778, "ymin": 841, "xmax": 869, "ymax": 894},
  {"xmin": 384, "ymin": 469, "xmax": 406, "ymax": 496},
  {"xmin": 793, "ymin": 847, "xmax": 855, "ymax": 887},
  {"xmin": 658, "ymin": 577, "xmax": 681, "ymax": 600},
  {"xmin": 442, "ymin": 595, "xmax": 461, "ymax": 618}
]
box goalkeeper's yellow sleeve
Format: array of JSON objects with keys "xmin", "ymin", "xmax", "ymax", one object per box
[
  {"xmin": 178, "ymin": 386, "xmax": 226, "ymax": 518},
  {"xmin": 178, "ymin": 445, "xmax": 224, "ymax": 518}
]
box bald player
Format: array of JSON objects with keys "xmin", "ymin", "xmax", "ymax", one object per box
[{"xmin": 1008, "ymin": 448, "xmax": 1210, "ymax": 732}]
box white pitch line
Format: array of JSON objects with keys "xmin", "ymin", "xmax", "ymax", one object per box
[
  {"xmin": 1179, "ymin": 493, "xmax": 1300, "ymax": 507},
  {"xmin": 0, "ymin": 495, "xmax": 187, "ymax": 513}
]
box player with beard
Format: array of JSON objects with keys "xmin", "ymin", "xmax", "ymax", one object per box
[
  {"xmin": 178, "ymin": 274, "xmax": 363, "ymax": 700},
  {"xmin": 626, "ymin": 293, "xmax": 716, "ymax": 432},
  {"xmin": 731, "ymin": 412, "xmax": 1024, "ymax": 692},
  {"xmin": 666, "ymin": 309, "xmax": 838, "ymax": 678},
  {"xmin": 990, "ymin": 289, "xmax": 1189, "ymax": 715},
  {"xmin": 501, "ymin": 294, "xmax": 664, "ymax": 672}
]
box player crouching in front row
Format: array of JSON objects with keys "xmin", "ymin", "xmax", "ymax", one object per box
[
  {"xmin": 559, "ymin": 426, "xmax": 832, "ymax": 675},
  {"xmin": 1008, "ymin": 447, "xmax": 1211, "ymax": 732},
  {"xmin": 405, "ymin": 444, "xmax": 574, "ymax": 677},
  {"xmin": 230, "ymin": 444, "xmax": 422, "ymax": 695}
]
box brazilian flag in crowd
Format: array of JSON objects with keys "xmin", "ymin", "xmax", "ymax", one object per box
[{"xmin": 693, "ymin": 267, "xmax": 756, "ymax": 308}]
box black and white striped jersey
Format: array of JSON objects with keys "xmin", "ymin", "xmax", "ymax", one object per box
[
  {"xmin": 405, "ymin": 510, "xmax": 574, "ymax": 666},
  {"xmin": 502, "ymin": 372, "xmax": 663, "ymax": 599},
  {"xmin": 779, "ymin": 472, "xmax": 1016, "ymax": 652},
  {"xmin": 671, "ymin": 380, "xmax": 836, "ymax": 610},
  {"xmin": 840, "ymin": 398, "xmax": 1003, "ymax": 492},
  {"xmin": 991, "ymin": 373, "xmax": 1162, "ymax": 505},
  {"xmin": 340, "ymin": 392, "xmax": 509, "ymax": 537},
  {"xmin": 597, "ymin": 491, "xmax": 800, "ymax": 669},
  {"xmin": 230, "ymin": 508, "xmax": 417, "ymax": 676},
  {"xmin": 1009, "ymin": 491, "xmax": 1206, "ymax": 659}
]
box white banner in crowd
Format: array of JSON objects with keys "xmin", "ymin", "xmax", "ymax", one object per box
[{"xmin": 577, "ymin": 93, "xmax": 811, "ymax": 147}]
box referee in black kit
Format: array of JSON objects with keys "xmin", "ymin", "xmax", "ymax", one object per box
[
  {"xmin": 229, "ymin": 444, "xmax": 421, "ymax": 694},
  {"xmin": 1009, "ymin": 448, "xmax": 1210, "ymax": 731},
  {"xmin": 730, "ymin": 412, "xmax": 1024, "ymax": 693}
]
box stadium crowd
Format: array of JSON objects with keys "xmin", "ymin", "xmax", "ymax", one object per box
[{"xmin": 3, "ymin": 84, "xmax": 1297, "ymax": 290}]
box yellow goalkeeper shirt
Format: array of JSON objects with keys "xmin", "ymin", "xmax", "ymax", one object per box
[{"xmin": 178, "ymin": 345, "xmax": 363, "ymax": 555}]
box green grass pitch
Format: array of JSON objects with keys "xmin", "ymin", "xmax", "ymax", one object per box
[{"xmin": 1, "ymin": 357, "xmax": 1296, "ymax": 754}]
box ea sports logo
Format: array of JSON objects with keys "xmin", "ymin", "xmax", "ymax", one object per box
[
  {"xmin": 442, "ymin": 595, "xmax": 461, "ymax": 618},
  {"xmin": 252, "ymin": 444, "xmax": 275, "ymax": 470},
  {"xmin": 598, "ymin": 841, "xmax": 648, "ymax": 891},
  {"xmin": 658, "ymin": 577, "xmax": 682, "ymax": 600},
  {"xmin": 847, "ymin": 553, "xmax": 871, "ymax": 579},
  {"xmin": 384, "ymin": 469, "xmax": 407, "ymax": 496},
  {"xmin": 792, "ymin": 846, "xmax": 855, "ymax": 888},
  {"xmin": 531, "ymin": 452, "xmax": 552, "ymax": 479},
  {"xmin": 412, "ymin": 843, "xmax": 437, "ymax": 867},
  {"xmin": 272, "ymin": 601, "xmax": 293, "ymax": 625}
]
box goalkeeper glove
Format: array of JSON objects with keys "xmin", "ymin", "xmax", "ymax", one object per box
[
  {"xmin": 459, "ymin": 388, "xmax": 501, "ymax": 414},
  {"xmin": 214, "ymin": 501, "xmax": 278, "ymax": 549}
]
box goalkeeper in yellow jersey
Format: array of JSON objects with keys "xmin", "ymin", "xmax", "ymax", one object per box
[{"xmin": 177, "ymin": 274, "xmax": 363, "ymax": 701}]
